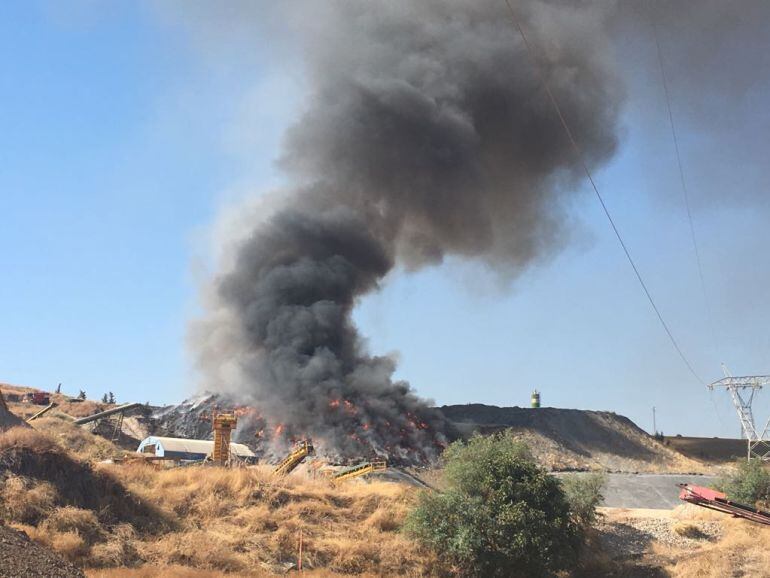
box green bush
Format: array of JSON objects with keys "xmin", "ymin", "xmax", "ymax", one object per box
[
  {"xmin": 404, "ymin": 432, "xmax": 580, "ymax": 577},
  {"xmin": 561, "ymin": 472, "xmax": 607, "ymax": 527},
  {"xmin": 714, "ymin": 459, "xmax": 770, "ymax": 507}
]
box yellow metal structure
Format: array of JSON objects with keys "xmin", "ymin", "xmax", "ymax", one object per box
[
  {"xmin": 212, "ymin": 413, "xmax": 238, "ymax": 465},
  {"xmin": 27, "ymin": 402, "xmax": 58, "ymax": 423},
  {"xmin": 273, "ymin": 440, "xmax": 314, "ymax": 476},
  {"xmin": 332, "ymin": 460, "xmax": 387, "ymax": 484}
]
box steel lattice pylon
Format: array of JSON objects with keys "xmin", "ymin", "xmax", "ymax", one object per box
[{"xmin": 708, "ymin": 371, "xmax": 770, "ymax": 461}]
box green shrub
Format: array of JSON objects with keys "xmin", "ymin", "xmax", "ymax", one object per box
[
  {"xmin": 714, "ymin": 459, "xmax": 770, "ymax": 507},
  {"xmin": 561, "ymin": 472, "xmax": 607, "ymax": 527},
  {"xmin": 404, "ymin": 432, "xmax": 580, "ymax": 577}
]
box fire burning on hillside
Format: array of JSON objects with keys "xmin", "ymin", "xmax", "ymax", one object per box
[
  {"xmin": 189, "ymin": 1, "xmax": 621, "ymax": 463},
  {"xmin": 153, "ymin": 392, "xmax": 446, "ymax": 465}
]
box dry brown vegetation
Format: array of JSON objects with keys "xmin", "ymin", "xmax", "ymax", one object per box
[
  {"xmin": 31, "ymin": 412, "xmax": 125, "ymax": 461},
  {"xmin": 2, "ymin": 382, "xmax": 112, "ymax": 420},
  {"xmin": 0, "ymin": 426, "xmax": 432, "ymax": 576},
  {"xmin": 594, "ymin": 505, "xmax": 770, "ymax": 577},
  {"xmin": 4, "ymin": 388, "xmax": 763, "ymax": 576},
  {"xmin": 663, "ymin": 515, "xmax": 770, "ymax": 577},
  {"xmin": 106, "ymin": 465, "xmax": 429, "ymax": 575}
]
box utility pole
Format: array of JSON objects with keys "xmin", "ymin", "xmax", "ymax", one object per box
[
  {"xmin": 709, "ymin": 365, "xmax": 770, "ymax": 461},
  {"xmin": 652, "ymin": 406, "xmax": 657, "ymax": 436}
]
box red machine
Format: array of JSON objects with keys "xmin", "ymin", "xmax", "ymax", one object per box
[
  {"xmin": 23, "ymin": 392, "xmax": 51, "ymax": 405},
  {"xmin": 678, "ymin": 483, "xmax": 770, "ymax": 526}
]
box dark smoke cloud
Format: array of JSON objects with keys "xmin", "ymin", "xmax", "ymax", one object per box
[
  {"xmin": 191, "ymin": 0, "xmax": 623, "ymax": 461},
  {"xmin": 613, "ymin": 0, "xmax": 770, "ymax": 209}
]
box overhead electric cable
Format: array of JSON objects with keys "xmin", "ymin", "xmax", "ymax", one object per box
[
  {"xmin": 502, "ymin": 0, "xmax": 705, "ymax": 385},
  {"xmin": 651, "ymin": 16, "xmax": 720, "ymax": 359}
]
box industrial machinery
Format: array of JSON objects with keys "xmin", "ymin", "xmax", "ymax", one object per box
[
  {"xmin": 74, "ymin": 402, "xmax": 143, "ymax": 441},
  {"xmin": 678, "ymin": 483, "xmax": 770, "ymax": 526},
  {"xmin": 332, "ymin": 460, "xmax": 387, "ymax": 484},
  {"xmin": 22, "ymin": 392, "xmax": 51, "ymax": 405},
  {"xmin": 273, "ymin": 440, "xmax": 315, "ymax": 476},
  {"xmin": 26, "ymin": 402, "xmax": 57, "ymax": 423},
  {"xmin": 212, "ymin": 413, "xmax": 238, "ymax": 465}
]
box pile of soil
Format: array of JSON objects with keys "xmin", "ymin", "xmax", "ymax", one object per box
[
  {"xmin": 0, "ymin": 391, "xmax": 27, "ymax": 431},
  {"xmin": 0, "ymin": 523, "xmax": 84, "ymax": 578},
  {"xmin": 438, "ymin": 404, "xmax": 704, "ymax": 473},
  {"xmin": 0, "ymin": 428, "xmax": 169, "ymax": 532}
]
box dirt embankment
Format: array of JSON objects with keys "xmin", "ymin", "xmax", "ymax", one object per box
[
  {"xmin": 665, "ymin": 436, "xmax": 747, "ymax": 464},
  {"xmin": 438, "ymin": 404, "xmax": 706, "ymax": 473},
  {"xmin": 0, "ymin": 522, "xmax": 85, "ymax": 578},
  {"xmin": 0, "ymin": 387, "xmax": 28, "ymax": 432}
]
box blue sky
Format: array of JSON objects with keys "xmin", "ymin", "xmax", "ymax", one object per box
[{"xmin": 2, "ymin": 2, "xmax": 768, "ymax": 437}]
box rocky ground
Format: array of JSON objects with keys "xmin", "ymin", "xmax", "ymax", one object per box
[
  {"xmin": 0, "ymin": 522, "xmax": 85, "ymax": 578},
  {"xmin": 593, "ymin": 505, "xmax": 770, "ymax": 578}
]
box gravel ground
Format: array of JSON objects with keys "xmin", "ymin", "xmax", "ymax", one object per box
[
  {"xmin": 631, "ymin": 517, "xmax": 722, "ymax": 548},
  {"xmin": 0, "ymin": 523, "xmax": 84, "ymax": 578},
  {"xmin": 598, "ymin": 514, "xmax": 722, "ymax": 560}
]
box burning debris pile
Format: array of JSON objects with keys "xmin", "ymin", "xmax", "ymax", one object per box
[
  {"xmin": 152, "ymin": 392, "xmax": 446, "ymax": 465},
  {"xmin": 190, "ymin": 1, "xmax": 622, "ymax": 463}
]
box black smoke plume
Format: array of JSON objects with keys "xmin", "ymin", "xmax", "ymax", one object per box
[{"xmin": 192, "ymin": 0, "xmax": 623, "ymax": 462}]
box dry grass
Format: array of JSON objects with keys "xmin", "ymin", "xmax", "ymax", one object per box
[
  {"xmin": 86, "ymin": 567, "xmax": 233, "ymax": 578},
  {"xmin": 107, "ymin": 465, "xmax": 426, "ymax": 575},
  {"xmin": 672, "ymin": 521, "xmax": 706, "ymax": 539},
  {"xmin": 31, "ymin": 412, "xmax": 124, "ymax": 461},
  {"xmin": 0, "ymin": 425, "xmax": 61, "ymax": 453},
  {"xmin": 0, "ymin": 475, "xmax": 57, "ymax": 523},
  {"xmin": 2, "ymin": 434, "xmax": 429, "ymax": 577},
  {"xmin": 664, "ymin": 517, "xmax": 770, "ymax": 577}
]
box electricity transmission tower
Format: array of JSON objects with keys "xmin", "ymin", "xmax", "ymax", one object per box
[{"xmin": 708, "ymin": 365, "xmax": 770, "ymax": 460}]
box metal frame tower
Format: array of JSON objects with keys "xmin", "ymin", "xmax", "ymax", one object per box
[
  {"xmin": 708, "ymin": 368, "xmax": 770, "ymax": 460},
  {"xmin": 212, "ymin": 413, "xmax": 237, "ymax": 466}
]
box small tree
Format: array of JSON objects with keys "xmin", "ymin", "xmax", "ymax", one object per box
[
  {"xmin": 108, "ymin": 392, "xmax": 115, "ymax": 404},
  {"xmin": 77, "ymin": 390, "xmax": 86, "ymax": 400},
  {"xmin": 561, "ymin": 472, "xmax": 607, "ymax": 527},
  {"xmin": 715, "ymin": 459, "xmax": 770, "ymax": 507},
  {"xmin": 404, "ymin": 432, "xmax": 580, "ymax": 577},
  {"xmin": 101, "ymin": 393, "xmax": 109, "ymax": 404}
]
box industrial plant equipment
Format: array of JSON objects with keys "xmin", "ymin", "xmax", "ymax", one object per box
[
  {"xmin": 212, "ymin": 413, "xmax": 238, "ymax": 465},
  {"xmin": 679, "ymin": 483, "xmax": 770, "ymax": 526},
  {"xmin": 26, "ymin": 402, "xmax": 57, "ymax": 422},
  {"xmin": 331, "ymin": 460, "xmax": 387, "ymax": 484},
  {"xmin": 273, "ymin": 440, "xmax": 315, "ymax": 476}
]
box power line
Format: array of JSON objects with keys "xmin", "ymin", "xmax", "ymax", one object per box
[
  {"xmin": 502, "ymin": 0, "xmax": 705, "ymax": 385},
  {"xmin": 651, "ymin": 16, "xmax": 720, "ymax": 360}
]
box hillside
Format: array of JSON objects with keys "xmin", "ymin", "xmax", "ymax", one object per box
[
  {"xmin": 438, "ymin": 404, "xmax": 705, "ymax": 473},
  {"xmin": 4, "ymin": 382, "xmax": 707, "ymax": 474},
  {"xmin": 0, "ymin": 389, "xmax": 27, "ymax": 431},
  {"xmin": 0, "ymin": 426, "xmax": 430, "ymax": 576},
  {"xmin": 0, "ymin": 522, "xmax": 84, "ymax": 578},
  {"xmin": 665, "ymin": 436, "xmax": 748, "ymax": 464}
]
